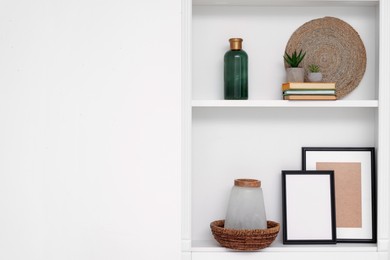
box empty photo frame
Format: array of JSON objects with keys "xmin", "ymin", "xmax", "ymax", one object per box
[
  {"xmin": 302, "ymin": 147, "xmax": 376, "ymax": 243},
  {"xmin": 282, "ymin": 170, "xmax": 336, "ymax": 244}
]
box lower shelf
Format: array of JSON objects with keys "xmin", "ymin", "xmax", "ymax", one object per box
[
  {"xmin": 189, "ymin": 251, "xmax": 381, "ymax": 260},
  {"xmin": 190, "ymin": 240, "xmax": 377, "ymax": 252},
  {"xmin": 184, "ymin": 240, "xmax": 381, "ymax": 260}
]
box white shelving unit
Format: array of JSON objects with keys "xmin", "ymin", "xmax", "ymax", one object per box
[{"xmin": 182, "ymin": 0, "xmax": 389, "ymax": 259}]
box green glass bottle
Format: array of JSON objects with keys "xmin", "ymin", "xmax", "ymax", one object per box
[{"xmin": 224, "ymin": 38, "xmax": 248, "ymax": 100}]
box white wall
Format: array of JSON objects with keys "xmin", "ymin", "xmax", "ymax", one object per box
[{"xmin": 0, "ymin": 0, "xmax": 182, "ymax": 259}]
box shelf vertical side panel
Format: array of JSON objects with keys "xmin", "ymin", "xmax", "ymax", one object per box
[
  {"xmin": 377, "ymin": 0, "xmax": 390, "ymax": 252},
  {"xmin": 182, "ymin": 0, "xmax": 193, "ymax": 249}
]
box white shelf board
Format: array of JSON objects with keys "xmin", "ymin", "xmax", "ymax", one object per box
[
  {"xmin": 192, "ymin": 100, "xmax": 379, "ymax": 108},
  {"xmin": 191, "ymin": 240, "xmax": 378, "ymax": 252},
  {"xmin": 192, "ymin": 0, "xmax": 378, "ymax": 6}
]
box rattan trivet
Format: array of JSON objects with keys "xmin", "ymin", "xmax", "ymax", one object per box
[{"xmin": 285, "ymin": 16, "xmax": 366, "ymax": 98}]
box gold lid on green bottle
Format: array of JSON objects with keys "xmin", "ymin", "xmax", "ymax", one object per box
[{"xmin": 229, "ymin": 38, "xmax": 243, "ymax": 50}]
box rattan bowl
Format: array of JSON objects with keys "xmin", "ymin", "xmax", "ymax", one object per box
[{"xmin": 210, "ymin": 220, "xmax": 280, "ymax": 251}]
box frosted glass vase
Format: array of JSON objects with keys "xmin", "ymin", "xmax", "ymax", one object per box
[{"xmin": 225, "ymin": 179, "xmax": 267, "ymax": 230}]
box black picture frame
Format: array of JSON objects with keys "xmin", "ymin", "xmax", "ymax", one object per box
[
  {"xmin": 282, "ymin": 170, "xmax": 337, "ymax": 245},
  {"xmin": 302, "ymin": 147, "xmax": 377, "ymax": 243}
]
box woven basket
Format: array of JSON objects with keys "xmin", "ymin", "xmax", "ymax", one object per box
[{"xmin": 210, "ymin": 220, "xmax": 280, "ymax": 251}]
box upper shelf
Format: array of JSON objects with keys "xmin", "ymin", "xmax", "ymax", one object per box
[
  {"xmin": 192, "ymin": 100, "xmax": 379, "ymax": 108},
  {"xmin": 192, "ymin": 0, "xmax": 379, "ymax": 6}
]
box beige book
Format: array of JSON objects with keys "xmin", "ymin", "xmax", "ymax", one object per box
[
  {"xmin": 283, "ymin": 95, "xmax": 337, "ymax": 100},
  {"xmin": 282, "ymin": 82, "xmax": 336, "ymax": 91}
]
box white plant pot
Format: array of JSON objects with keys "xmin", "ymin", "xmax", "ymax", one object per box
[
  {"xmin": 308, "ymin": 72, "xmax": 323, "ymax": 82},
  {"xmin": 286, "ymin": 68, "xmax": 304, "ymax": 82}
]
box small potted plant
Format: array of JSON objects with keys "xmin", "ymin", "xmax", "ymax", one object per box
[
  {"xmin": 307, "ymin": 64, "xmax": 323, "ymax": 82},
  {"xmin": 283, "ymin": 49, "xmax": 306, "ymax": 82}
]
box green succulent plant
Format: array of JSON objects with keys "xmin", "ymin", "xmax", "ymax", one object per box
[
  {"xmin": 308, "ymin": 64, "xmax": 320, "ymax": 73},
  {"xmin": 283, "ymin": 49, "xmax": 306, "ymax": 68}
]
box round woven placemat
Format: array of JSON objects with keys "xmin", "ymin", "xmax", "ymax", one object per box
[{"xmin": 285, "ymin": 16, "xmax": 366, "ymax": 98}]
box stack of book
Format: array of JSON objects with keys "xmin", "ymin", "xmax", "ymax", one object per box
[{"xmin": 282, "ymin": 82, "xmax": 337, "ymax": 100}]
